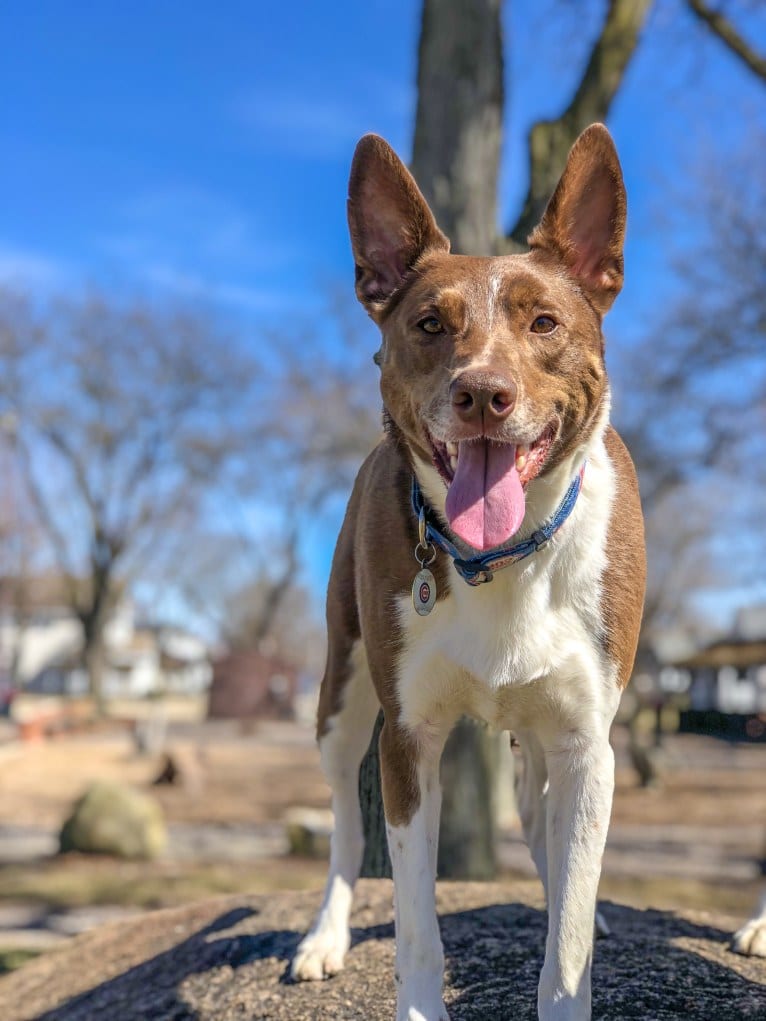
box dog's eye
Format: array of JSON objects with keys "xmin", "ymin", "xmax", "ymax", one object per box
[
  {"xmin": 418, "ymin": 316, "xmax": 443, "ymax": 335},
  {"xmin": 530, "ymin": 315, "xmax": 557, "ymax": 335}
]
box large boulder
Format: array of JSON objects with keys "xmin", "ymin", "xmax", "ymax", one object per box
[
  {"xmin": 1, "ymin": 881, "xmax": 764, "ymax": 1020},
  {"xmin": 59, "ymin": 781, "xmax": 167, "ymax": 859}
]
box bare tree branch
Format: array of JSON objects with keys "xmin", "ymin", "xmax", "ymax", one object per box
[
  {"xmin": 506, "ymin": 0, "xmax": 653, "ymax": 248},
  {"xmin": 687, "ymin": 0, "xmax": 766, "ymax": 81},
  {"xmin": 0, "ymin": 290, "xmax": 259, "ymax": 708}
]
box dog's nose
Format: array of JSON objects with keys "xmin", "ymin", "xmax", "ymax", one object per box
[{"xmin": 450, "ymin": 371, "xmax": 516, "ymax": 425}]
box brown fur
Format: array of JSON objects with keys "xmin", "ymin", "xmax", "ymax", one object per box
[{"xmin": 601, "ymin": 427, "xmax": 647, "ymax": 689}]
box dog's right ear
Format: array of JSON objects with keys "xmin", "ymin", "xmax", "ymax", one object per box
[{"xmin": 348, "ymin": 135, "xmax": 449, "ymax": 318}]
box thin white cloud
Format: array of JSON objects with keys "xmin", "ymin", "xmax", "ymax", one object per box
[
  {"xmin": 143, "ymin": 263, "xmax": 295, "ymax": 312},
  {"xmin": 232, "ymin": 79, "xmax": 414, "ymax": 158},
  {"xmin": 236, "ymin": 95, "xmax": 364, "ymax": 154},
  {"xmin": 0, "ymin": 244, "xmax": 71, "ymax": 288},
  {"xmin": 97, "ymin": 186, "xmax": 297, "ymax": 273}
]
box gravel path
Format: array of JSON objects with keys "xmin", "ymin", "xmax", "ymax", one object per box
[{"xmin": 1, "ymin": 879, "xmax": 764, "ymax": 1020}]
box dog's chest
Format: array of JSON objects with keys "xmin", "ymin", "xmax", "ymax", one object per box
[{"xmin": 393, "ymin": 452, "xmax": 615, "ymax": 732}]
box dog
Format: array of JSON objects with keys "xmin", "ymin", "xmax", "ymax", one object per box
[{"xmin": 291, "ymin": 123, "xmax": 646, "ymax": 1021}]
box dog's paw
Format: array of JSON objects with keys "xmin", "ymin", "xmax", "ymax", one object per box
[
  {"xmin": 291, "ymin": 929, "xmax": 349, "ymax": 981},
  {"xmin": 397, "ymin": 1003, "xmax": 449, "ymax": 1021},
  {"xmin": 732, "ymin": 917, "xmax": 766, "ymax": 958},
  {"xmin": 396, "ymin": 979, "xmax": 449, "ymax": 1021}
]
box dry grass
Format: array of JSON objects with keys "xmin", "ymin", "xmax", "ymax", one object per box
[{"xmin": 0, "ymin": 855, "xmax": 329, "ymax": 911}]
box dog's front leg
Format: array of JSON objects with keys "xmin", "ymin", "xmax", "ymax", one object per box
[
  {"xmin": 537, "ymin": 728, "xmax": 615, "ymax": 1021},
  {"xmin": 380, "ymin": 719, "xmax": 449, "ymax": 1021}
]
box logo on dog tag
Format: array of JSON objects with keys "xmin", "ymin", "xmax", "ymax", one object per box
[{"xmin": 412, "ymin": 568, "xmax": 436, "ymax": 616}]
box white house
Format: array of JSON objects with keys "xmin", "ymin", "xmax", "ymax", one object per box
[{"xmin": 0, "ymin": 576, "xmax": 211, "ymax": 697}]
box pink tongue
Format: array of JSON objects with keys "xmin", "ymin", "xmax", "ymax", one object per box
[{"xmin": 444, "ymin": 441, "xmax": 525, "ymax": 551}]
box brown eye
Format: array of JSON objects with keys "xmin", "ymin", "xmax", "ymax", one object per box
[
  {"xmin": 418, "ymin": 316, "xmax": 443, "ymax": 335},
  {"xmin": 530, "ymin": 315, "xmax": 557, "ymax": 335}
]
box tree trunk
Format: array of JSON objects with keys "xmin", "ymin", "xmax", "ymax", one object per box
[
  {"xmin": 506, "ymin": 0, "xmax": 652, "ymax": 248},
  {"xmin": 411, "ymin": 0, "xmax": 504, "ymax": 255},
  {"xmin": 437, "ymin": 718, "xmax": 497, "ymax": 879},
  {"xmin": 83, "ymin": 629, "xmax": 107, "ymax": 717},
  {"xmin": 359, "ymin": 711, "xmax": 391, "ymax": 878}
]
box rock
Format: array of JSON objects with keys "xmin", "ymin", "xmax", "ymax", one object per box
[
  {"xmin": 284, "ymin": 808, "xmax": 332, "ymax": 858},
  {"xmin": 59, "ymin": 781, "xmax": 167, "ymax": 860},
  {"xmin": 0, "ymin": 880, "xmax": 764, "ymax": 1020}
]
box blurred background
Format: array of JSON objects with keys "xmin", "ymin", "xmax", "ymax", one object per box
[{"xmin": 0, "ymin": 0, "xmax": 764, "ymax": 977}]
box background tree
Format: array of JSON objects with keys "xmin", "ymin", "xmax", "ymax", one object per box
[
  {"xmin": 0, "ymin": 288, "xmax": 257, "ymax": 710},
  {"xmin": 176, "ymin": 522, "xmax": 326, "ymax": 677},
  {"xmin": 617, "ymin": 136, "xmax": 766, "ymax": 653},
  {"xmin": 0, "ymin": 415, "xmax": 47, "ymax": 687}
]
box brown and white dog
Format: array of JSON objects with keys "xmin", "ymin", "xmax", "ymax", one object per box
[{"xmin": 291, "ymin": 124, "xmax": 646, "ymax": 1020}]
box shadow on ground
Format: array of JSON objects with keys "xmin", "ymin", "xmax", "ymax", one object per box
[{"xmin": 0, "ymin": 881, "xmax": 763, "ymax": 1020}]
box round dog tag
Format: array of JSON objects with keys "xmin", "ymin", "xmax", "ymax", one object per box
[{"xmin": 412, "ymin": 568, "xmax": 437, "ymax": 616}]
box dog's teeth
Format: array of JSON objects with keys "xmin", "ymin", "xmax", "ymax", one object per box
[
  {"xmin": 518, "ymin": 444, "xmax": 529, "ymax": 456},
  {"xmin": 446, "ymin": 441, "xmax": 458, "ymax": 457},
  {"xmin": 449, "ymin": 455, "xmax": 458, "ymax": 472},
  {"xmin": 516, "ymin": 454, "xmax": 527, "ymax": 471}
]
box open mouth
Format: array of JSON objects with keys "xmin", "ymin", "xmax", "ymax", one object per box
[{"xmin": 428, "ymin": 427, "xmax": 555, "ymax": 552}]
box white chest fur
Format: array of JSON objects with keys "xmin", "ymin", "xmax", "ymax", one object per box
[{"xmin": 396, "ymin": 430, "xmax": 619, "ymax": 736}]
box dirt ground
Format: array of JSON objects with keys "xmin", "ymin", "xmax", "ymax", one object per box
[
  {"xmin": 2, "ymin": 881, "xmax": 765, "ymax": 1021},
  {"xmin": 0, "ymin": 720, "xmax": 330, "ymax": 829},
  {"xmin": 0, "ymin": 715, "xmax": 765, "ymax": 1017},
  {"xmin": 0, "ymin": 719, "xmax": 764, "ymax": 920},
  {"xmin": 1, "ymin": 718, "xmax": 764, "ymax": 832}
]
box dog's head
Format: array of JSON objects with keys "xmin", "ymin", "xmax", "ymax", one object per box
[{"xmin": 347, "ymin": 124, "xmax": 625, "ymax": 552}]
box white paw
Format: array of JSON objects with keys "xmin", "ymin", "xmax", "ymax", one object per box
[
  {"xmin": 595, "ymin": 908, "xmax": 610, "ymax": 939},
  {"xmin": 732, "ymin": 917, "xmax": 766, "ymax": 957},
  {"xmin": 291, "ymin": 927, "xmax": 350, "ymax": 981},
  {"xmin": 397, "ymin": 1003, "xmax": 449, "ymax": 1021},
  {"xmin": 397, "ymin": 979, "xmax": 449, "ymax": 1021}
]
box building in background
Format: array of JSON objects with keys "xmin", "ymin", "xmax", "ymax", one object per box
[
  {"xmin": 671, "ymin": 606, "xmax": 766, "ymax": 740},
  {"xmin": 0, "ymin": 575, "xmax": 211, "ymax": 698}
]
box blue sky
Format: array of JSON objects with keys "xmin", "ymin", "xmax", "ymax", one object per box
[
  {"xmin": 3, "ymin": 1, "xmax": 763, "ymax": 327},
  {"xmin": 2, "ymin": 0, "xmax": 765, "ymax": 628}
]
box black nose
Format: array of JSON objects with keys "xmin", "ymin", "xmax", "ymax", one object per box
[{"xmin": 450, "ymin": 371, "xmax": 516, "ymax": 425}]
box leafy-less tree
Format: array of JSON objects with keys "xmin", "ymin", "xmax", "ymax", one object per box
[
  {"xmin": 359, "ymin": 0, "xmax": 765, "ymax": 876},
  {"xmin": 618, "ymin": 138, "xmax": 766, "ymax": 651},
  {"xmin": 0, "ymin": 289, "xmax": 255, "ymax": 711},
  {"xmin": 0, "ymin": 416, "xmax": 47, "ymax": 687}
]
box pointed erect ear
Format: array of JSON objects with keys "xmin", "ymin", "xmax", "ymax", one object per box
[
  {"xmin": 528, "ymin": 124, "xmax": 626, "ymax": 315},
  {"xmin": 348, "ymin": 135, "xmax": 449, "ymax": 316}
]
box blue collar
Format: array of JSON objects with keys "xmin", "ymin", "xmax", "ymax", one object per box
[{"xmin": 410, "ymin": 464, "xmax": 585, "ymax": 586}]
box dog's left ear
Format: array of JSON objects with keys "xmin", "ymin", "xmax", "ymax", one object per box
[{"xmin": 528, "ymin": 123, "xmax": 626, "ymax": 315}]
